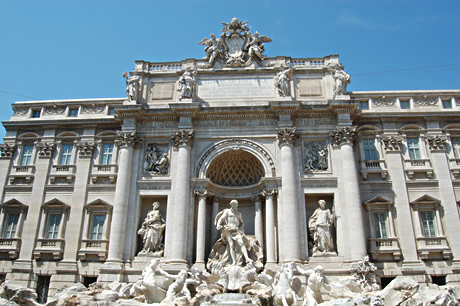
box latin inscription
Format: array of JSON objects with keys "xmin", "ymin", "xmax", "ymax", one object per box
[{"xmin": 197, "ymin": 78, "xmax": 274, "ymax": 99}]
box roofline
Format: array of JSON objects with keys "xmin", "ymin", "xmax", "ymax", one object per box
[{"xmin": 13, "ymin": 97, "xmax": 125, "ymax": 105}]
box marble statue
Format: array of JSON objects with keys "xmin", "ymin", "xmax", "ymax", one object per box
[
  {"xmin": 305, "ymin": 142, "xmax": 328, "ymax": 172},
  {"xmin": 296, "ymin": 265, "xmax": 331, "ymax": 305},
  {"xmin": 308, "ymin": 200, "xmax": 336, "ymax": 256},
  {"xmin": 177, "ymin": 68, "xmax": 196, "ymax": 100},
  {"xmin": 352, "ymin": 256, "xmax": 380, "ymax": 292},
  {"xmin": 198, "ymin": 33, "xmax": 225, "ymax": 65},
  {"xmin": 272, "ymin": 262, "xmax": 302, "ymax": 306},
  {"xmin": 158, "ymin": 269, "xmax": 192, "ymax": 305},
  {"xmin": 274, "ymin": 68, "xmax": 291, "ymax": 97},
  {"xmin": 245, "ymin": 31, "xmax": 272, "ymax": 61},
  {"xmin": 137, "ymin": 202, "xmax": 165, "ymax": 256},
  {"xmin": 332, "ymin": 68, "xmax": 350, "ymax": 97},
  {"xmin": 123, "ymin": 72, "xmax": 140, "ymax": 102},
  {"xmin": 144, "ymin": 145, "xmax": 169, "ymax": 174},
  {"xmin": 130, "ymin": 258, "xmax": 165, "ymax": 303},
  {"xmin": 207, "ymin": 200, "xmax": 263, "ymax": 272}
]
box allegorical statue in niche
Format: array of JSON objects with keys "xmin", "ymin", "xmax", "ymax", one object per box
[
  {"xmin": 207, "ymin": 199, "xmax": 263, "ymax": 271},
  {"xmin": 137, "ymin": 202, "xmax": 166, "ymax": 256},
  {"xmin": 123, "ymin": 72, "xmax": 140, "ymax": 102},
  {"xmin": 177, "ymin": 68, "xmax": 196, "ymax": 100},
  {"xmin": 332, "ymin": 68, "xmax": 350, "ymax": 97},
  {"xmin": 274, "ymin": 68, "xmax": 291, "ymax": 97},
  {"xmin": 308, "ymin": 199, "xmax": 336, "ymax": 256},
  {"xmin": 144, "ymin": 145, "xmax": 169, "ymax": 174}
]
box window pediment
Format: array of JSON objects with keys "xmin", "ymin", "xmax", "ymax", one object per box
[{"xmin": 410, "ymin": 194, "xmax": 441, "ymax": 206}]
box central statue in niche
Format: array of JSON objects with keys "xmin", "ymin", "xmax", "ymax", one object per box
[{"xmin": 207, "ymin": 199, "xmax": 263, "ymax": 272}]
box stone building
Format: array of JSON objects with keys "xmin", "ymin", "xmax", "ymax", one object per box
[{"xmin": 0, "ymin": 19, "xmax": 459, "ymax": 299}]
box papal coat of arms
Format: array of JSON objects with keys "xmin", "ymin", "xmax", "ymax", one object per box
[{"xmin": 198, "ymin": 17, "xmax": 272, "ymax": 67}]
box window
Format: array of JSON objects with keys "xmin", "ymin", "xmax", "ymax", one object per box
[
  {"xmin": 373, "ymin": 212, "xmax": 388, "ymax": 239},
  {"xmin": 101, "ymin": 143, "xmax": 114, "ymax": 165},
  {"xmin": 59, "ymin": 144, "xmax": 73, "ymax": 165},
  {"xmin": 451, "ymin": 137, "xmax": 460, "ymax": 159},
  {"xmin": 20, "ymin": 145, "xmax": 34, "ymax": 166},
  {"xmin": 32, "ymin": 110, "xmax": 41, "ymax": 118},
  {"xmin": 2, "ymin": 213, "xmax": 19, "ymax": 238},
  {"xmin": 68, "ymin": 108, "xmax": 79, "ymax": 117},
  {"xmin": 90, "ymin": 215, "xmax": 106, "ymax": 240},
  {"xmin": 400, "ymin": 100, "xmax": 410, "ymax": 109},
  {"xmin": 407, "ymin": 137, "xmax": 421, "ymax": 160},
  {"xmin": 363, "ymin": 138, "xmax": 379, "ymax": 160},
  {"xmin": 442, "ymin": 99, "xmax": 452, "ymax": 109},
  {"xmin": 420, "ymin": 211, "xmax": 436, "ymax": 238},
  {"xmin": 45, "ymin": 214, "xmax": 62, "ymax": 239},
  {"xmin": 359, "ymin": 101, "xmax": 369, "ymax": 110}
]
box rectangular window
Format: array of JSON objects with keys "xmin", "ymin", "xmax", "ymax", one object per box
[
  {"xmin": 20, "ymin": 145, "xmax": 34, "ymax": 166},
  {"xmin": 90, "ymin": 215, "xmax": 106, "ymax": 240},
  {"xmin": 2, "ymin": 213, "xmax": 19, "ymax": 238},
  {"xmin": 373, "ymin": 212, "xmax": 388, "ymax": 238},
  {"xmin": 420, "ymin": 211, "xmax": 436, "ymax": 237},
  {"xmin": 32, "ymin": 110, "xmax": 41, "ymax": 118},
  {"xmin": 101, "ymin": 143, "xmax": 114, "ymax": 165},
  {"xmin": 400, "ymin": 100, "xmax": 410, "ymax": 109},
  {"xmin": 451, "ymin": 137, "xmax": 460, "ymax": 159},
  {"xmin": 59, "ymin": 144, "xmax": 73, "ymax": 165},
  {"xmin": 407, "ymin": 137, "xmax": 421, "ymax": 160},
  {"xmin": 363, "ymin": 138, "xmax": 379, "ymax": 160},
  {"xmin": 442, "ymin": 99, "xmax": 452, "ymax": 109},
  {"xmin": 359, "ymin": 101, "xmax": 369, "ymax": 110},
  {"xmin": 45, "ymin": 214, "xmax": 62, "ymax": 239},
  {"xmin": 68, "ymin": 108, "xmax": 79, "ymax": 117}
]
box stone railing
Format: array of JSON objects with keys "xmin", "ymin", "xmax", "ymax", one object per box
[
  {"xmin": 359, "ymin": 159, "xmax": 388, "ymax": 180},
  {"xmin": 78, "ymin": 239, "xmax": 109, "ymax": 261},
  {"xmin": 13, "ymin": 165, "xmax": 35, "ymax": 174},
  {"xmin": 404, "ymin": 159, "xmax": 433, "ymax": 179},
  {"xmin": 416, "ymin": 236, "xmax": 451, "ymax": 260},
  {"xmin": 33, "ymin": 238, "xmax": 65, "ymax": 260},
  {"xmin": 9, "ymin": 165, "xmax": 35, "ymax": 184},
  {"xmin": 0, "ymin": 238, "xmax": 21, "ymax": 259},
  {"xmin": 91, "ymin": 164, "xmax": 118, "ymax": 184},
  {"xmin": 291, "ymin": 58, "xmax": 325, "ymax": 67},
  {"xmin": 49, "ymin": 165, "xmax": 76, "ymax": 184},
  {"xmin": 368, "ymin": 237, "xmax": 401, "ymax": 261},
  {"xmin": 148, "ymin": 62, "xmax": 183, "ymax": 72},
  {"xmin": 448, "ymin": 159, "xmax": 460, "ymax": 179}
]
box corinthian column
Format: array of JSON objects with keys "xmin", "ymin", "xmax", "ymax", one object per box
[
  {"xmin": 329, "ymin": 127, "xmax": 366, "ymax": 260},
  {"xmin": 276, "ymin": 128, "xmax": 301, "ymax": 263},
  {"xmin": 106, "ymin": 131, "xmax": 142, "ymax": 263},
  {"xmin": 169, "ymin": 129, "xmax": 194, "ymax": 264}
]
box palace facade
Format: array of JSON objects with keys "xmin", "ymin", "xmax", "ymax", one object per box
[{"xmin": 0, "ymin": 19, "xmax": 459, "ymax": 299}]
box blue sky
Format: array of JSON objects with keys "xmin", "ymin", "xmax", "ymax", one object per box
[{"xmin": 1, "ymin": 0, "xmax": 459, "ymax": 141}]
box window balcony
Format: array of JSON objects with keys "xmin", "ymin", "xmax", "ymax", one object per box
[
  {"xmin": 360, "ymin": 160, "xmax": 388, "ymax": 180},
  {"xmin": 9, "ymin": 165, "xmax": 35, "ymax": 184},
  {"xmin": 403, "ymin": 159, "xmax": 433, "ymax": 179},
  {"xmin": 78, "ymin": 239, "xmax": 108, "ymax": 261},
  {"xmin": 49, "ymin": 165, "xmax": 76, "ymax": 184},
  {"xmin": 416, "ymin": 236, "xmax": 451, "ymax": 260},
  {"xmin": 368, "ymin": 238, "xmax": 401, "ymax": 261},
  {"xmin": 90, "ymin": 164, "xmax": 118, "ymax": 184},
  {"xmin": 33, "ymin": 238, "xmax": 65, "ymax": 260},
  {"xmin": 448, "ymin": 159, "xmax": 460, "ymax": 179},
  {"xmin": 0, "ymin": 238, "xmax": 21, "ymax": 259}
]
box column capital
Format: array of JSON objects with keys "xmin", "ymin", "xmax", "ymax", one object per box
[
  {"xmin": 329, "ymin": 126, "xmax": 356, "ymax": 146},
  {"xmin": 35, "ymin": 141, "xmax": 55, "ymax": 158},
  {"xmin": 115, "ymin": 130, "xmax": 143, "ymax": 148},
  {"xmin": 426, "ymin": 135, "xmax": 448, "ymax": 152},
  {"xmin": 194, "ymin": 190, "xmax": 207, "ymax": 198},
  {"xmin": 171, "ymin": 129, "xmax": 194, "ymax": 148},
  {"xmin": 76, "ymin": 141, "xmax": 96, "ymax": 157},
  {"xmin": 381, "ymin": 135, "xmax": 404, "ymax": 152},
  {"xmin": 0, "ymin": 143, "xmax": 17, "ymax": 158},
  {"xmin": 262, "ymin": 189, "xmax": 278, "ymax": 198},
  {"xmin": 276, "ymin": 127, "xmax": 298, "ymax": 147},
  {"xmin": 251, "ymin": 195, "xmax": 262, "ymax": 202}
]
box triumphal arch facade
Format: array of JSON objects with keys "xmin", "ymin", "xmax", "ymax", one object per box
[{"xmin": 0, "ymin": 18, "xmax": 460, "ymax": 301}]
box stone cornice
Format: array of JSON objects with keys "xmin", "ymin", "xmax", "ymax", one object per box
[
  {"xmin": 171, "ymin": 129, "xmax": 194, "ymax": 148},
  {"xmin": 329, "ymin": 126, "xmax": 356, "ymax": 146}
]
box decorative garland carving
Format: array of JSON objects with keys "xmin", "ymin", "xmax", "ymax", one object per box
[
  {"xmin": 381, "ymin": 135, "xmax": 403, "ymax": 151},
  {"xmin": 44, "ymin": 105, "xmax": 66, "ymax": 115},
  {"xmin": 81, "ymin": 104, "xmax": 105, "ymax": 114},
  {"xmin": 116, "ymin": 131, "xmax": 143, "ymax": 148},
  {"xmin": 0, "ymin": 144, "xmax": 17, "ymax": 158},
  {"xmin": 13, "ymin": 108, "xmax": 28, "ymax": 116},
  {"xmin": 414, "ymin": 97, "xmax": 438, "ymax": 106},
  {"xmin": 329, "ymin": 127, "xmax": 356, "ymax": 146},
  {"xmin": 76, "ymin": 141, "xmax": 96, "ymax": 157},
  {"xmin": 372, "ymin": 97, "xmax": 397, "ymax": 106},
  {"xmin": 276, "ymin": 128, "xmax": 298, "ymax": 147},
  {"xmin": 426, "ymin": 136, "xmax": 448, "ymax": 151},
  {"xmin": 171, "ymin": 129, "xmax": 194, "ymax": 148},
  {"xmin": 35, "ymin": 142, "xmax": 55, "ymax": 157}
]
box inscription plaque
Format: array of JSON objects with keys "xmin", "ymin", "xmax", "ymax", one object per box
[
  {"xmin": 150, "ymin": 83, "xmax": 174, "ymax": 100},
  {"xmin": 197, "ymin": 78, "xmax": 274, "ymax": 99}
]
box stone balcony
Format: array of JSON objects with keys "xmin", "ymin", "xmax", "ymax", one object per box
[
  {"xmin": 404, "ymin": 159, "xmax": 434, "ymax": 179},
  {"xmin": 49, "ymin": 165, "xmax": 76, "ymax": 184},
  {"xmin": 78, "ymin": 239, "xmax": 109, "ymax": 261},
  {"xmin": 0, "ymin": 238, "xmax": 21, "ymax": 259},
  {"xmin": 448, "ymin": 159, "xmax": 460, "ymax": 179},
  {"xmin": 9, "ymin": 165, "xmax": 35, "ymax": 184},
  {"xmin": 368, "ymin": 238, "xmax": 402, "ymax": 261},
  {"xmin": 416, "ymin": 236, "xmax": 451, "ymax": 260},
  {"xmin": 33, "ymin": 238, "xmax": 65, "ymax": 260},
  {"xmin": 359, "ymin": 159, "xmax": 388, "ymax": 180},
  {"xmin": 90, "ymin": 164, "xmax": 118, "ymax": 184}
]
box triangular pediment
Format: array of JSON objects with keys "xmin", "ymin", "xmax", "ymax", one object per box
[
  {"xmin": 1, "ymin": 198, "xmax": 28, "ymax": 211},
  {"xmin": 363, "ymin": 196, "xmax": 393, "ymax": 206},
  {"xmin": 410, "ymin": 194, "xmax": 441, "ymax": 205},
  {"xmin": 43, "ymin": 198, "xmax": 70, "ymax": 209},
  {"xmin": 86, "ymin": 199, "xmax": 112, "ymax": 209}
]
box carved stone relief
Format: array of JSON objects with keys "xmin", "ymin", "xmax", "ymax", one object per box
[
  {"xmin": 0, "ymin": 144, "xmax": 17, "ymax": 158},
  {"xmin": 44, "ymin": 105, "xmax": 66, "ymax": 115},
  {"xmin": 144, "ymin": 144, "xmax": 169, "ymax": 175},
  {"xmin": 35, "ymin": 141, "xmax": 55, "ymax": 157},
  {"xmin": 426, "ymin": 135, "xmax": 448, "ymax": 151},
  {"xmin": 81, "ymin": 104, "xmax": 105, "ymax": 114},
  {"xmin": 372, "ymin": 97, "xmax": 397, "ymax": 106},
  {"xmin": 12, "ymin": 108, "xmax": 28, "ymax": 116},
  {"xmin": 414, "ymin": 96, "xmax": 438, "ymax": 106},
  {"xmin": 381, "ymin": 135, "xmax": 403, "ymax": 151},
  {"xmin": 76, "ymin": 141, "xmax": 96, "ymax": 157},
  {"xmin": 304, "ymin": 142, "xmax": 329, "ymax": 172}
]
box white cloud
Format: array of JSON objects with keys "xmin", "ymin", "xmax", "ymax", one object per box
[{"xmin": 337, "ymin": 10, "xmax": 401, "ymax": 31}]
